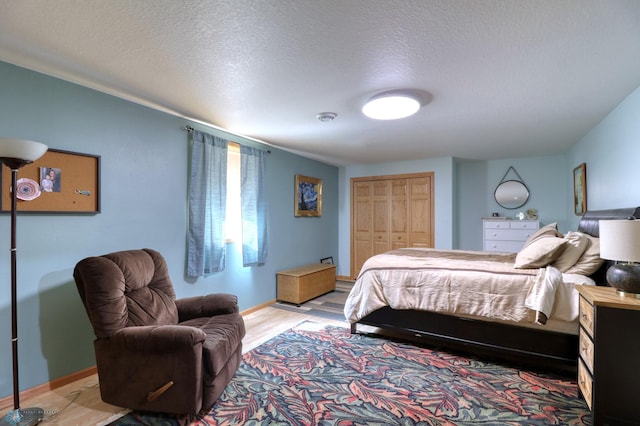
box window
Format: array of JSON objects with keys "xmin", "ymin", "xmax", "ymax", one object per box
[{"xmin": 225, "ymin": 142, "xmax": 241, "ymax": 242}]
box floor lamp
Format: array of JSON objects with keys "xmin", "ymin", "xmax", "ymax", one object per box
[{"xmin": 0, "ymin": 138, "xmax": 48, "ymax": 426}]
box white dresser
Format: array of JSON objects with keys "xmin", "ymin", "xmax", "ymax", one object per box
[{"xmin": 483, "ymin": 218, "xmax": 539, "ymax": 252}]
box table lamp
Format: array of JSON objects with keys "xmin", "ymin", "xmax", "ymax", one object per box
[
  {"xmin": 599, "ymin": 218, "xmax": 640, "ymax": 298},
  {"xmin": 0, "ymin": 138, "xmax": 48, "ymax": 426}
]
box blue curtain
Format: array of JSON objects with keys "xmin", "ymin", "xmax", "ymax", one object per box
[
  {"xmin": 187, "ymin": 130, "xmax": 228, "ymax": 277},
  {"xmin": 240, "ymin": 145, "xmax": 268, "ymax": 266}
]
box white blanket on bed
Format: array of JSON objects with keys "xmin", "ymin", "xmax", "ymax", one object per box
[{"xmin": 344, "ymin": 248, "xmax": 591, "ymax": 326}]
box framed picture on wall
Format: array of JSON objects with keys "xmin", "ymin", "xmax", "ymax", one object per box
[
  {"xmin": 573, "ymin": 163, "xmax": 587, "ymax": 216},
  {"xmin": 294, "ymin": 174, "xmax": 322, "ymax": 217}
]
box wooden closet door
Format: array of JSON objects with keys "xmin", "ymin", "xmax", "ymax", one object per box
[
  {"xmin": 352, "ymin": 181, "xmax": 373, "ymax": 278},
  {"xmin": 372, "ymin": 180, "xmax": 390, "ymax": 256},
  {"xmin": 390, "ymin": 179, "xmax": 408, "ymax": 250},
  {"xmin": 351, "ymin": 172, "xmax": 434, "ymax": 279},
  {"xmin": 408, "ymin": 176, "xmax": 433, "ymax": 248}
]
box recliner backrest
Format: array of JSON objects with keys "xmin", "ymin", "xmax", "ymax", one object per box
[{"xmin": 74, "ymin": 248, "xmax": 179, "ymax": 338}]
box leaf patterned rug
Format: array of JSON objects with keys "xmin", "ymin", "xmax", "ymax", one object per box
[{"xmin": 109, "ymin": 322, "xmax": 591, "ymax": 425}]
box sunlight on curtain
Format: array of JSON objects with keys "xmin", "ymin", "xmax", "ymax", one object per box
[
  {"xmin": 240, "ymin": 145, "xmax": 268, "ymax": 266},
  {"xmin": 187, "ymin": 130, "xmax": 228, "ymax": 277}
]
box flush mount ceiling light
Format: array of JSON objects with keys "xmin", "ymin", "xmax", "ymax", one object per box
[{"xmin": 362, "ymin": 90, "xmax": 422, "ymax": 120}]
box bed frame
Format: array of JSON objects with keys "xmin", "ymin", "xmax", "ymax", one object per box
[{"xmin": 350, "ymin": 207, "xmax": 640, "ymax": 375}]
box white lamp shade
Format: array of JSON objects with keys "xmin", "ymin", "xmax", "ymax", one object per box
[
  {"xmin": 362, "ymin": 93, "xmax": 421, "ymax": 120},
  {"xmin": 599, "ymin": 219, "xmax": 640, "ymax": 262},
  {"xmin": 0, "ymin": 138, "xmax": 48, "ymax": 162}
]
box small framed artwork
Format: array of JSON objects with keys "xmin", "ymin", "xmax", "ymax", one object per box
[
  {"xmin": 573, "ymin": 163, "xmax": 587, "ymax": 216},
  {"xmin": 294, "ymin": 174, "xmax": 322, "ymax": 217},
  {"xmin": 320, "ymin": 256, "xmax": 334, "ymax": 265}
]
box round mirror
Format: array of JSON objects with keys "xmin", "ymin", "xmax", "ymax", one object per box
[{"xmin": 494, "ymin": 180, "xmax": 529, "ymax": 209}]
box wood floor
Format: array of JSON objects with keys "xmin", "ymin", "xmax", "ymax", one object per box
[{"xmin": 0, "ymin": 306, "xmax": 348, "ymax": 426}]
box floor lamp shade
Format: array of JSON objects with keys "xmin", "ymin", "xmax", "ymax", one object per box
[
  {"xmin": 0, "ymin": 138, "xmax": 47, "ymax": 426},
  {"xmin": 0, "ymin": 138, "xmax": 48, "ymax": 165},
  {"xmin": 599, "ymin": 219, "xmax": 640, "ymax": 296}
]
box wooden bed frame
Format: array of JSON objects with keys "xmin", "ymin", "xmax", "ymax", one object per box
[{"xmin": 350, "ymin": 207, "xmax": 640, "ymax": 375}]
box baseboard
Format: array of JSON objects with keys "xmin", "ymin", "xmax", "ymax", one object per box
[
  {"xmin": 241, "ymin": 299, "xmax": 276, "ymax": 316},
  {"xmin": 0, "ymin": 365, "xmax": 97, "ymax": 411},
  {"xmin": 337, "ymin": 275, "xmax": 355, "ymax": 282}
]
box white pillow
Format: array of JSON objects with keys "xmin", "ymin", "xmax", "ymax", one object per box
[
  {"xmin": 514, "ymin": 236, "xmax": 567, "ymax": 269},
  {"xmin": 552, "ymin": 231, "xmax": 589, "ymax": 272},
  {"xmin": 523, "ymin": 222, "xmax": 562, "ymax": 248},
  {"xmin": 564, "ymin": 233, "xmax": 605, "ymax": 276}
]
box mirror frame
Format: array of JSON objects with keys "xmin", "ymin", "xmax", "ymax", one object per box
[{"xmin": 494, "ymin": 180, "xmax": 530, "ymax": 209}]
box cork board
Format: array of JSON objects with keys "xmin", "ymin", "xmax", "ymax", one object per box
[{"xmin": 1, "ymin": 149, "xmax": 100, "ymax": 213}]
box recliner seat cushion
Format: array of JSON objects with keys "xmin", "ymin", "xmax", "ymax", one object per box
[{"xmin": 181, "ymin": 313, "xmax": 246, "ymax": 377}]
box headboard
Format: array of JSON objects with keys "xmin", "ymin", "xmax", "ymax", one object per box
[
  {"xmin": 577, "ymin": 207, "xmax": 640, "ymax": 237},
  {"xmin": 577, "ymin": 207, "xmax": 640, "ymax": 285}
]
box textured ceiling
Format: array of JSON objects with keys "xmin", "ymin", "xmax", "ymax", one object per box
[{"xmin": 1, "ymin": 0, "xmax": 640, "ymax": 166}]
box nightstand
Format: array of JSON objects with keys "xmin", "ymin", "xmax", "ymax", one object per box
[{"xmin": 575, "ymin": 285, "xmax": 640, "ymax": 425}]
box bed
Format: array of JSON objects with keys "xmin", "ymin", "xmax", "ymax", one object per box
[{"xmin": 346, "ymin": 207, "xmax": 640, "ymax": 374}]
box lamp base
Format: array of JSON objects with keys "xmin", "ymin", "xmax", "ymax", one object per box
[
  {"xmin": 616, "ymin": 290, "xmax": 640, "ymax": 299},
  {"xmin": 606, "ymin": 263, "xmax": 640, "ymax": 297},
  {"xmin": 0, "ymin": 408, "xmax": 44, "ymax": 426}
]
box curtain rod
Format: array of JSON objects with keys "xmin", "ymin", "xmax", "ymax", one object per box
[{"xmin": 183, "ymin": 125, "xmax": 270, "ymax": 153}]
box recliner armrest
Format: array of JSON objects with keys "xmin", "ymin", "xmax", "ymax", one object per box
[
  {"xmin": 108, "ymin": 325, "xmax": 207, "ymax": 353},
  {"xmin": 176, "ymin": 293, "xmax": 239, "ymax": 322}
]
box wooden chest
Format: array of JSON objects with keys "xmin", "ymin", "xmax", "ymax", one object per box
[{"xmin": 276, "ymin": 263, "xmax": 336, "ymax": 305}]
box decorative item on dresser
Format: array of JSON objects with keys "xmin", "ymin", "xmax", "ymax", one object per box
[
  {"xmin": 576, "ymin": 285, "xmax": 640, "ymax": 425},
  {"xmin": 598, "ymin": 218, "xmax": 640, "ymax": 297},
  {"xmin": 483, "ymin": 218, "xmax": 539, "ymax": 252}
]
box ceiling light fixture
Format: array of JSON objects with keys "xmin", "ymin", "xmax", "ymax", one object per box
[
  {"xmin": 317, "ymin": 112, "xmax": 337, "ymax": 122},
  {"xmin": 362, "ymin": 90, "xmax": 422, "ymax": 120}
]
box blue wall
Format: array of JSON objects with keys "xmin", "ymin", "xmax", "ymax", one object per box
[
  {"xmin": 567, "ymin": 85, "xmax": 640, "ymax": 227},
  {"xmin": 0, "ymin": 61, "xmax": 338, "ymax": 398}
]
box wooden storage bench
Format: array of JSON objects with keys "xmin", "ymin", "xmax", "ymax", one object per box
[{"xmin": 276, "ymin": 263, "xmax": 336, "ymax": 305}]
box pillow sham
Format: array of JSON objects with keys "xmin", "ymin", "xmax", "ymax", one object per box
[
  {"xmin": 552, "ymin": 231, "xmax": 589, "ymax": 272},
  {"xmin": 523, "ymin": 222, "xmax": 563, "ymax": 248},
  {"xmin": 514, "ymin": 236, "xmax": 567, "ymax": 269},
  {"xmin": 564, "ymin": 233, "xmax": 605, "ymax": 276}
]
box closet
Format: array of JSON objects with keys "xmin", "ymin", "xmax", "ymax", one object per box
[{"xmin": 350, "ymin": 172, "xmax": 434, "ymax": 278}]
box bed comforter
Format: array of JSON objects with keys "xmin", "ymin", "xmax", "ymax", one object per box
[{"xmin": 344, "ymin": 248, "xmax": 589, "ymax": 327}]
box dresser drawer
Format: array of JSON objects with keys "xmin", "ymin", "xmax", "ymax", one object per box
[
  {"xmin": 508, "ymin": 221, "xmax": 539, "ymax": 230},
  {"xmin": 484, "ymin": 240, "xmax": 526, "ymax": 253},
  {"xmin": 484, "ymin": 228, "xmax": 535, "ymax": 242},
  {"xmin": 483, "ymin": 220, "xmax": 539, "ymax": 230},
  {"xmin": 579, "ymin": 328, "xmax": 594, "ymax": 373},
  {"xmin": 483, "ymin": 220, "xmax": 512, "ymax": 229},
  {"xmin": 579, "ymin": 296, "xmax": 594, "ymax": 338},
  {"xmin": 578, "ymin": 359, "xmax": 593, "ymax": 410}
]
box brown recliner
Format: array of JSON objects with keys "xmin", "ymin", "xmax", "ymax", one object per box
[{"xmin": 73, "ymin": 248, "xmax": 246, "ymax": 415}]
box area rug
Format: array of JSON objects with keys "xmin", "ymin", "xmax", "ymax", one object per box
[
  {"xmin": 108, "ymin": 321, "xmax": 590, "ymax": 425},
  {"xmin": 270, "ymin": 280, "xmax": 353, "ymax": 322}
]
